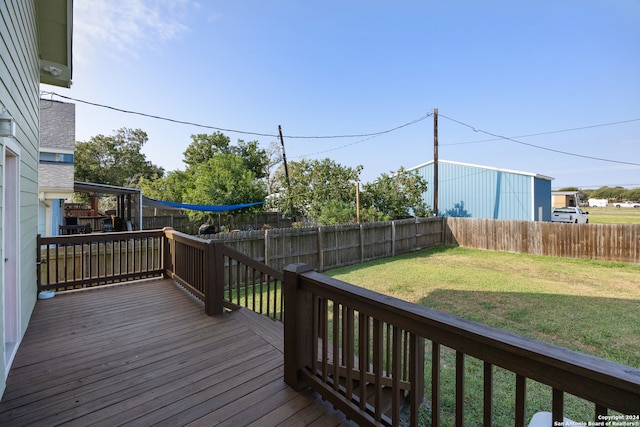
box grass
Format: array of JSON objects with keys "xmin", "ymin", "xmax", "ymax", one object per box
[
  {"xmin": 325, "ymin": 246, "xmax": 640, "ymax": 425},
  {"xmin": 585, "ymin": 206, "xmax": 640, "ymax": 224}
]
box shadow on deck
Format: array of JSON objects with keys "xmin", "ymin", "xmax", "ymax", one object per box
[{"xmin": 0, "ymin": 278, "xmax": 355, "ymax": 427}]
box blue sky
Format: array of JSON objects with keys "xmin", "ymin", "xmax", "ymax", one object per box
[{"xmin": 42, "ymin": 0, "xmax": 640, "ymax": 189}]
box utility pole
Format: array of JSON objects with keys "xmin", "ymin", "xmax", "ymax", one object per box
[
  {"xmin": 278, "ymin": 125, "xmax": 294, "ymax": 220},
  {"xmin": 278, "ymin": 125, "xmax": 291, "ymax": 189},
  {"xmin": 356, "ymin": 182, "xmax": 360, "ymax": 223},
  {"xmin": 433, "ymin": 108, "xmax": 438, "ymax": 216}
]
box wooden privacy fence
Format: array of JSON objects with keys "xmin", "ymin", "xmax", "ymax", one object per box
[
  {"xmin": 207, "ymin": 217, "xmax": 445, "ymax": 272},
  {"xmin": 211, "ymin": 217, "xmax": 640, "ymax": 267},
  {"xmin": 283, "ymin": 263, "xmax": 640, "ymax": 427},
  {"xmin": 445, "ymin": 218, "xmax": 640, "ymax": 263}
]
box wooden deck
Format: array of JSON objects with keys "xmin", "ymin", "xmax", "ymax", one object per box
[{"xmin": 0, "ymin": 279, "xmax": 355, "ymax": 427}]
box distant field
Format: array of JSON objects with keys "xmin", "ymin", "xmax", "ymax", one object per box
[{"xmin": 583, "ymin": 206, "xmax": 640, "ymax": 224}]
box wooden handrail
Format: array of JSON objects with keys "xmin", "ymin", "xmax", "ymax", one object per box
[
  {"xmin": 37, "ymin": 230, "xmax": 165, "ymax": 291},
  {"xmin": 283, "ymin": 263, "xmax": 640, "ymax": 426}
]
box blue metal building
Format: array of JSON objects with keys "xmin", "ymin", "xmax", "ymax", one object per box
[{"xmin": 407, "ymin": 160, "xmax": 553, "ymax": 221}]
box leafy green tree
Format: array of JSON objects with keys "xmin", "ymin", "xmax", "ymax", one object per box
[
  {"xmin": 182, "ymin": 132, "xmax": 269, "ymax": 179},
  {"xmin": 138, "ymin": 170, "xmax": 190, "ymax": 203},
  {"xmin": 182, "ymin": 132, "xmax": 231, "ymax": 167},
  {"xmin": 272, "ymin": 158, "xmax": 362, "ymax": 220},
  {"xmin": 361, "ymin": 167, "xmax": 430, "ymax": 219},
  {"xmin": 317, "ymin": 201, "xmax": 355, "ymax": 226},
  {"xmin": 590, "ymin": 186, "xmax": 627, "ymax": 200},
  {"xmin": 626, "ymin": 188, "xmax": 640, "ymax": 201},
  {"xmin": 75, "ymin": 128, "xmax": 164, "ymax": 187},
  {"xmin": 182, "ymin": 153, "xmax": 267, "ymax": 221}
]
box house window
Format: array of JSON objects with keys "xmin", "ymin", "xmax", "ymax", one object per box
[{"xmin": 40, "ymin": 152, "xmax": 74, "ymax": 163}]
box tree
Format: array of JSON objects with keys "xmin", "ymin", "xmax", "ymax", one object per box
[
  {"xmin": 271, "ymin": 158, "xmax": 362, "ymax": 220},
  {"xmin": 75, "ymin": 128, "xmax": 164, "ymax": 187},
  {"xmin": 182, "ymin": 153, "xmax": 267, "ymax": 222},
  {"xmin": 361, "ymin": 168, "xmax": 430, "ymax": 219},
  {"xmin": 182, "ymin": 132, "xmax": 269, "ymax": 179},
  {"xmin": 589, "ymin": 186, "xmax": 627, "ymax": 200},
  {"xmin": 182, "ymin": 132, "xmax": 231, "ymax": 167},
  {"xmin": 138, "ymin": 170, "xmax": 190, "ymax": 203}
]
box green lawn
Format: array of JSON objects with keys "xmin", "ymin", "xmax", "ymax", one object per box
[
  {"xmin": 585, "ymin": 206, "xmax": 640, "ymax": 224},
  {"xmin": 325, "ymin": 246, "xmax": 640, "ymax": 425}
]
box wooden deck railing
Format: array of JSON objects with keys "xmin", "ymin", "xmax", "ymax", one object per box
[
  {"xmin": 37, "ymin": 229, "xmax": 640, "ymax": 427},
  {"xmin": 163, "ymin": 228, "xmax": 284, "ymax": 319},
  {"xmin": 37, "ymin": 229, "xmax": 284, "ymax": 319},
  {"xmin": 37, "ymin": 230, "xmax": 165, "ymax": 291},
  {"xmin": 283, "ymin": 263, "xmax": 640, "ymax": 427}
]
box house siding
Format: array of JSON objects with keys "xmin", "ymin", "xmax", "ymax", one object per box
[{"xmin": 0, "ymin": 0, "xmax": 40, "ymax": 395}]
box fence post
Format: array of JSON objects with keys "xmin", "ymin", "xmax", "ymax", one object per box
[
  {"xmin": 283, "ymin": 262, "xmax": 314, "ymax": 391},
  {"xmin": 264, "ymin": 228, "xmax": 270, "ymax": 267},
  {"xmin": 317, "ymin": 227, "xmax": 324, "ymax": 272},
  {"xmin": 391, "ymin": 220, "xmax": 396, "ymax": 256},
  {"xmin": 205, "ymin": 240, "xmax": 225, "ymax": 316},
  {"xmin": 359, "ymin": 223, "xmax": 364, "ymax": 263}
]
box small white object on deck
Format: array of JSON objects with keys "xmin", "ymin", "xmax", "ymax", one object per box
[{"xmin": 38, "ymin": 290, "xmax": 55, "ymax": 299}]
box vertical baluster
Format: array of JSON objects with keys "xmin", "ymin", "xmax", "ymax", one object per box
[
  {"xmin": 235, "ymin": 259, "xmax": 241, "ymax": 306},
  {"xmin": 385, "ymin": 323, "xmax": 392, "ymax": 376},
  {"xmin": 483, "ymin": 362, "xmax": 493, "ymax": 427},
  {"xmin": 391, "ymin": 325, "xmax": 402, "ymax": 423},
  {"xmin": 358, "ymin": 313, "xmax": 368, "ymax": 410},
  {"xmin": 403, "ymin": 330, "xmax": 409, "ymax": 382},
  {"xmin": 311, "ymin": 294, "xmax": 319, "ymax": 378},
  {"xmin": 345, "ymin": 308, "xmax": 354, "ymax": 400},
  {"xmin": 243, "ymin": 264, "xmax": 248, "ymax": 308},
  {"xmin": 515, "ymin": 374, "xmax": 526, "ymax": 427},
  {"xmin": 332, "ymin": 301, "xmax": 340, "ymax": 392},
  {"xmin": 373, "ymin": 318, "xmax": 383, "ymax": 421},
  {"xmin": 279, "ymin": 278, "xmax": 284, "ymax": 321},
  {"xmin": 259, "ymin": 273, "xmax": 264, "ymax": 315},
  {"xmin": 251, "ymin": 268, "xmax": 257, "ymax": 312},
  {"xmin": 321, "ymin": 298, "xmax": 329, "ymax": 383},
  {"xmin": 273, "ymin": 273, "xmax": 279, "ymax": 319},
  {"xmin": 409, "ymin": 333, "xmax": 425, "ymax": 427},
  {"xmin": 552, "ymin": 389, "xmax": 564, "ymax": 425},
  {"xmin": 455, "ymin": 351, "xmax": 464, "ymax": 427},
  {"xmin": 432, "ymin": 342, "xmax": 441, "ymax": 427},
  {"xmin": 72, "ymin": 239, "xmax": 77, "ymax": 284}
]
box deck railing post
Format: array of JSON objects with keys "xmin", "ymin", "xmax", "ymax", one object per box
[
  {"xmin": 162, "ymin": 227, "xmax": 175, "ymax": 278},
  {"xmin": 205, "ymin": 240, "xmax": 225, "ymax": 316},
  {"xmin": 283, "ymin": 262, "xmax": 314, "ymax": 391}
]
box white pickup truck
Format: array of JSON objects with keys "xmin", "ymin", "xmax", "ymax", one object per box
[
  {"xmin": 613, "ymin": 201, "xmax": 640, "ymax": 208},
  {"xmin": 551, "ymin": 207, "xmax": 589, "ymax": 224}
]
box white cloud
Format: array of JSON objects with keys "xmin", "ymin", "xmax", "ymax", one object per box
[{"xmin": 73, "ymin": 0, "xmax": 193, "ymax": 62}]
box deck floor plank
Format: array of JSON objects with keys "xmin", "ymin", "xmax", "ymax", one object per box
[{"xmin": 0, "ymin": 279, "xmax": 354, "ymax": 426}]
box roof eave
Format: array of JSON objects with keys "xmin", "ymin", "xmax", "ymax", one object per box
[{"xmin": 36, "ymin": 0, "xmax": 73, "ymax": 88}]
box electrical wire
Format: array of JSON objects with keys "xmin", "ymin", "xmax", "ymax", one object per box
[
  {"xmin": 40, "ymin": 90, "xmax": 640, "ymax": 167},
  {"xmin": 442, "ymin": 118, "xmax": 640, "ymax": 146},
  {"xmin": 439, "ymin": 113, "xmax": 640, "ymax": 167},
  {"xmin": 41, "ymin": 91, "xmax": 431, "ymax": 140}
]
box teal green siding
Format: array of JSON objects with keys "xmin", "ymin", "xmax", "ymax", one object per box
[{"xmin": 0, "ymin": 0, "xmax": 40, "ymax": 396}]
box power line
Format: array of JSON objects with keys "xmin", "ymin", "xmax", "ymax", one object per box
[
  {"xmin": 441, "ymin": 118, "xmax": 640, "ymax": 146},
  {"xmin": 439, "ymin": 113, "xmax": 640, "ymax": 167},
  {"xmin": 41, "ymin": 91, "xmax": 431, "ymax": 140}
]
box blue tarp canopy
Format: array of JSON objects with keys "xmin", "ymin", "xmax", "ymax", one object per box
[{"xmin": 145, "ymin": 198, "xmax": 263, "ymax": 212}]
